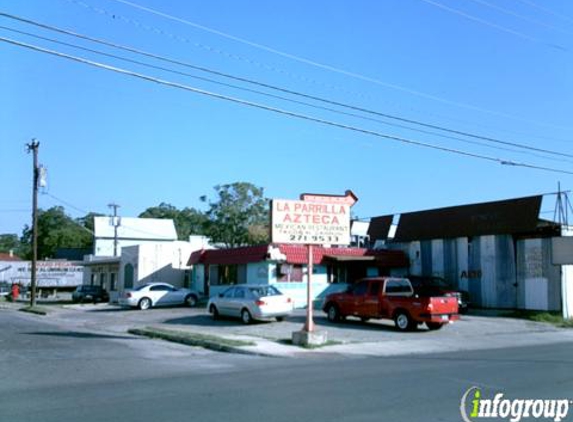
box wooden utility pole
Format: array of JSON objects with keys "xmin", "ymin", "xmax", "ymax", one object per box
[{"xmin": 26, "ymin": 139, "xmax": 40, "ymax": 308}]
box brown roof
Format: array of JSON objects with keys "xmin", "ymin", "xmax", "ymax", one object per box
[
  {"xmin": 188, "ymin": 244, "xmax": 408, "ymax": 267},
  {"xmin": 0, "ymin": 253, "xmax": 22, "ymax": 261}
]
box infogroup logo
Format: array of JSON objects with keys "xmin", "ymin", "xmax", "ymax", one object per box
[{"xmin": 460, "ymin": 387, "xmax": 571, "ymax": 422}]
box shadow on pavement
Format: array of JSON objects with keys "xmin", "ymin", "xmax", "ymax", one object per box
[
  {"xmin": 162, "ymin": 314, "xmax": 275, "ymax": 327},
  {"xmin": 290, "ymin": 314, "xmax": 403, "ymax": 333},
  {"xmin": 24, "ymin": 331, "xmax": 138, "ymax": 340},
  {"xmin": 86, "ymin": 307, "xmax": 134, "ymax": 313}
]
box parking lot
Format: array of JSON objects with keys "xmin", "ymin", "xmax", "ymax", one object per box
[{"xmin": 27, "ymin": 303, "xmax": 571, "ymax": 357}]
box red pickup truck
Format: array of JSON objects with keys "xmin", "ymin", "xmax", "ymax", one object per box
[{"xmin": 322, "ymin": 277, "xmax": 460, "ymax": 331}]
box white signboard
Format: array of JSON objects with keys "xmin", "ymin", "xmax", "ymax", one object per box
[{"xmin": 271, "ymin": 199, "xmax": 350, "ymax": 245}]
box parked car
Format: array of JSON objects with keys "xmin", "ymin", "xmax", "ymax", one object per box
[
  {"xmin": 407, "ymin": 275, "xmax": 469, "ymax": 313},
  {"xmin": 322, "ymin": 277, "xmax": 459, "ymax": 331},
  {"xmin": 72, "ymin": 285, "xmax": 109, "ymax": 303},
  {"xmin": 118, "ymin": 283, "xmax": 200, "ymax": 310},
  {"xmin": 207, "ymin": 284, "xmax": 294, "ymax": 324}
]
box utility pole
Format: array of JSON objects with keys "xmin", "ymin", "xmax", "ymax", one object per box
[
  {"xmin": 26, "ymin": 139, "xmax": 40, "ymax": 308},
  {"xmin": 108, "ymin": 203, "xmax": 120, "ymax": 257}
]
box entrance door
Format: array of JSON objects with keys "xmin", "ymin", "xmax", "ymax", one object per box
[{"xmin": 124, "ymin": 264, "xmax": 134, "ymax": 289}]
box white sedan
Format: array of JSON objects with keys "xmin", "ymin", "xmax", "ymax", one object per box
[{"xmin": 119, "ymin": 283, "xmax": 200, "ymax": 310}]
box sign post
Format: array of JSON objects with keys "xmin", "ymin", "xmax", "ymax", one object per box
[
  {"xmin": 270, "ymin": 191, "xmax": 357, "ymax": 346},
  {"xmin": 305, "ymin": 244, "xmax": 315, "ymax": 333}
]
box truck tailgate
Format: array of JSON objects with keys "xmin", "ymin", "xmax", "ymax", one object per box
[{"xmin": 429, "ymin": 296, "xmax": 459, "ymax": 315}]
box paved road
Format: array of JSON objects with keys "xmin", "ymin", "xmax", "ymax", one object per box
[{"xmin": 2, "ymin": 310, "xmax": 573, "ymax": 422}]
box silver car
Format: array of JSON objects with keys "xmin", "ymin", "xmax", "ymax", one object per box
[
  {"xmin": 118, "ymin": 282, "xmax": 200, "ymax": 310},
  {"xmin": 207, "ymin": 284, "xmax": 293, "ymax": 324}
]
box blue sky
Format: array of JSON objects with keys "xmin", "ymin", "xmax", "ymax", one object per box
[{"xmin": 1, "ymin": 0, "xmax": 572, "ymax": 235}]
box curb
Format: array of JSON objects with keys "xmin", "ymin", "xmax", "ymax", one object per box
[{"xmin": 127, "ymin": 327, "xmax": 280, "ymax": 358}]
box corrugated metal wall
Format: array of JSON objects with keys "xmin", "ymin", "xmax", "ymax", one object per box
[
  {"xmin": 391, "ymin": 234, "xmax": 561, "ymax": 310},
  {"xmin": 516, "ymin": 238, "xmax": 561, "ymax": 311}
]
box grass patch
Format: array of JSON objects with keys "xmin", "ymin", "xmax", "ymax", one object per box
[
  {"xmin": 19, "ymin": 306, "xmax": 49, "ymax": 315},
  {"xmin": 128, "ymin": 327, "xmax": 255, "ymax": 352},
  {"xmin": 507, "ymin": 310, "xmax": 573, "ymax": 328},
  {"xmin": 277, "ymin": 338, "xmax": 343, "ymax": 349}
]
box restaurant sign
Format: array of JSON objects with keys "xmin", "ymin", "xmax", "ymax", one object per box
[{"xmin": 271, "ymin": 199, "xmax": 351, "ymax": 245}]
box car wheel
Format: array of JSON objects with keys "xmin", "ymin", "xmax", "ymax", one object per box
[
  {"xmin": 276, "ymin": 316, "xmax": 284, "ymax": 322},
  {"xmin": 394, "ymin": 311, "xmax": 415, "ymax": 332},
  {"xmin": 138, "ymin": 297, "xmax": 152, "ymax": 310},
  {"xmin": 426, "ymin": 322, "xmax": 445, "ymax": 331},
  {"xmin": 326, "ymin": 304, "xmax": 341, "ymax": 322},
  {"xmin": 185, "ymin": 294, "xmax": 198, "ymax": 307},
  {"xmin": 209, "ymin": 305, "xmax": 219, "ymax": 320},
  {"xmin": 241, "ymin": 309, "xmax": 252, "ymax": 325}
]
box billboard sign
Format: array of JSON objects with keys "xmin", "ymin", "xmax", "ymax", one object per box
[{"xmin": 271, "ymin": 199, "xmax": 351, "ymax": 245}]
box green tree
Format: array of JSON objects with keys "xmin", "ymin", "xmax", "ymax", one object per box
[
  {"xmin": 0, "ymin": 234, "xmax": 22, "ymax": 255},
  {"xmin": 20, "ymin": 206, "xmax": 93, "ymax": 259},
  {"xmin": 201, "ymin": 182, "xmax": 270, "ymax": 248},
  {"xmin": 139, "ymin": 203, "xmax": 208, "ymax": 240},
  {"xmin": 77, "ymin": 212, "xmax": 104, "ymax": 234}
]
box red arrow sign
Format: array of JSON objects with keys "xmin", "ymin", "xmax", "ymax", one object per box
[{"xmin": 300, "ymin": 190, "xmax": 358, "ymax": 206}]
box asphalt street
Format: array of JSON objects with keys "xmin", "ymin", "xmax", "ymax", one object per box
[{"xmin": 2, "ymin": 310, "xmax": 573, "ymax": 422}]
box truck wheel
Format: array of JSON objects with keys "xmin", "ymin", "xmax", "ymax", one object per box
[
  {"xmin": 394, "ymin": 311, "xmax": 415, "ymax": 332},
  {"xmin": 426, "ymin": 322, "xmax": 444, "ymax": 331},
  {"xmin": 326, "ymin": 304, "xmax": 341, "ymax": 322}
]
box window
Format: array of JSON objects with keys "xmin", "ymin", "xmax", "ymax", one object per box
[
  {"xmin": 277, "ymin": 264, "xmax": 304, "ymax": 282},
  {"xmin": 222, "ymin": 287, "xmax": 235, "ymax": 298},
  {"xmin": 210, "ymin": 265, "xmax": 238, "ymax": 286},
  {"xmin": 110, "ymin": 273, "xmax": 116, "ymax": 291},
  {"xmin": 385, "ymin": 279, "xmax": 413, "ymax": 295},
  {"xmin": 368, "ymin": 280, "xmax": 382, "ymax": 296},
  {"xmin": 150, "ymin": 285, "xmax": 173, "ymax": 292},
  {"xmin": 249, "ymin": 286, "xmax": 281, "ymax": 298},
  {"xmin": 349, "ymin": 280, "xmax": 369, "ymax": 296},
  {"xmin": 233, "ymin": 288, "xmax": 246, "ymax": 299}
]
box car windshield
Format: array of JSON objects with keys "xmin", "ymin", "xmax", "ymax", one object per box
[
  {"xmin": 249, "ymin": 286, "xmax": 281, "ymax": 298},
  {"xmin": 428, "ymin": 278, "xmax": 452, "ymax": 289}
]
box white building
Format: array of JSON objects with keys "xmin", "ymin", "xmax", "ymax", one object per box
[
  {"xmin": 93, "ymin": 216, "xmax": 177, "ymax": 257},
  {"xmin": 84, "ymin": 217, "xmax": 182, "ymax": 302}
]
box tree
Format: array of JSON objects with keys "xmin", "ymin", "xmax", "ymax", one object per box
[
  {"xmin": 201, "ymin": 182, "xmax": 270, "ymax": 248},
  {"xmin": 77, "ymin": 212, "xmax": 104, "ymax": 234},
  {"xmin": 0, "ymin": 234, "xmax": 22, "ymax": 255},
  {"xmin": 139, "ymin": 203, "xmax": 208, "ymax": 240},
  {"xmin": 20, "ymin": 206, "xmax": 93, "ymax": 259}
]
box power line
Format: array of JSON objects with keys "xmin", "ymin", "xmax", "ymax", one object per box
[
  {"xmin": 3, "ymin": 24, "xmax": 572, "ymax": 163},
  {"xmin": 515, "ymin": 0, "xmax": 573, "ymax": 25},
  {"xmin": 418, "ymin": 0, "xmax": 568, "ymax": 52},
  {"xmin": 2, "ymin": 13, "xmax": 572, "ymax": 161},
  {"xmin": 466, "ymin": 0, "xmax": 571, "ymax": 35},
  {"xmin": 42, "ymin": 192, "xmax": 92, "ymax": 215},
  {"xmin": 2, "ymin": 35, "xmax": 573, "ymax": 177},
  {"xmin": 62, "ymin": 0, "xmax": 573, "ymax": 143},
  {"xmin": 71, "ymin": 0, "xmax": 572, "ymax": 131}
]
